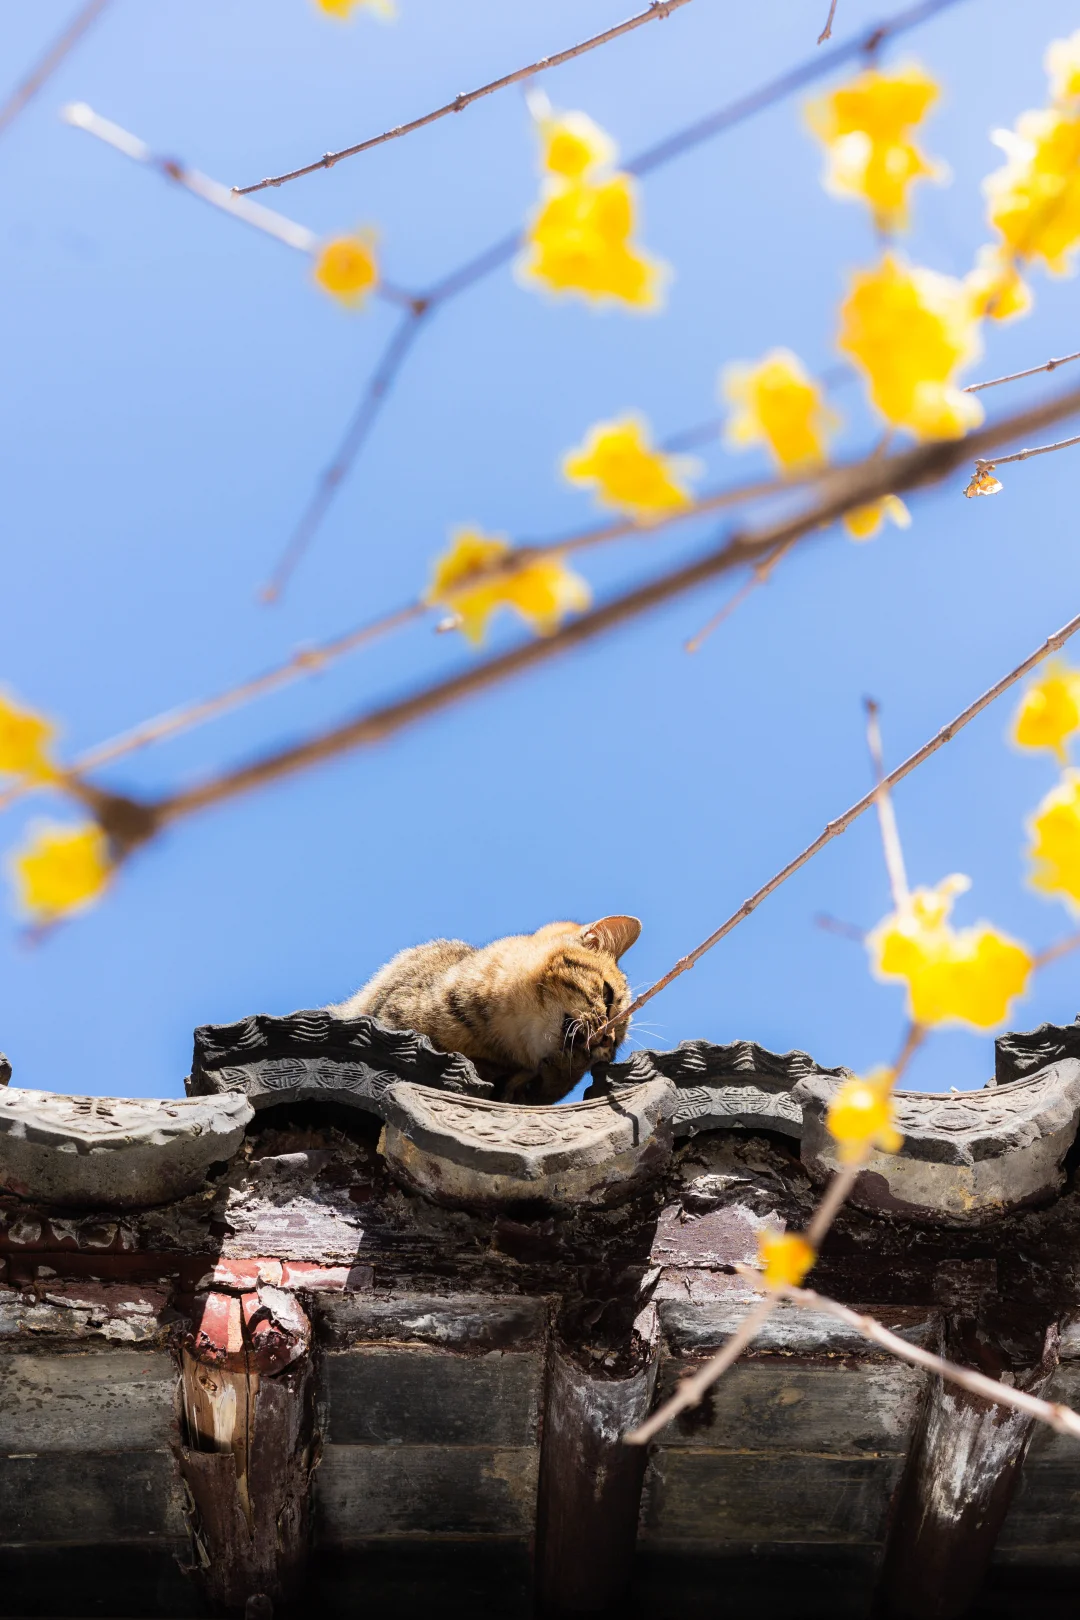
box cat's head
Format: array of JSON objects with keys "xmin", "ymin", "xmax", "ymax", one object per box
[{"xmin": 534, "ymin": 914, "xmax": 641, "ymax": 1076}]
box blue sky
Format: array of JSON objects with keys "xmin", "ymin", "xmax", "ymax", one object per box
[{"xmin": 2, "ymin": 0, "xmax": 1079, "ymax": 1100}]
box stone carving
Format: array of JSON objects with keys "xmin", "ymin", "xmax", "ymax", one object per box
[
  {"xmin": 0, "ymin": 1089, "xmax": 252, "ymax": 1208},
  {"xmin": 995, "ymin": 1015, "xmax": 1080, "ymax": 1083},
  {"xmin": 381, "ymin": 1079, "xmax": 676, "ymax": 1208},
  {"xmin": 796, "ymin": 1052, "xmax": 1080, "ymax": 1223},
  {"xmin": 601, "ymin": 1038, "xmax": 849, "ymax": 1138},
  {"xmin": 6, "ymin": 1015, "xmax": 1080, "ymax": 1221},
  {"xmin": 188, "ymin": 1010, "xmax": 493, "ymax": 1109}
]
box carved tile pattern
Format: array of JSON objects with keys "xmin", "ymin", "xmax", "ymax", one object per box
[{"xmin": 189, "ymin": 1011, "xmax": 493, "ymax": 1106}]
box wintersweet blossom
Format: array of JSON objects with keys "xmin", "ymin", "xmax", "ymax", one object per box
[
  {"xmin": 313, "ymin": 231, "xmax": 379, "ymax": 307},
  {"xmin": 721, "ymin": 349, "xmax": 835, "ymax": 471},
  {"xmin": 838, "ymin": 254, "xmax": 984, "ymax": 440},
  {"xmin": 757, "ymin": 1230, "xmax": 816, "ymax": 1291},
  {"xmin": 1028, "ymin": 770, "xmax": 1080, "ymax": 908},
  {"xmin": 964, "ymin": 245, "xmax": 1033, "ymax": 323},
  {"xmin": 519, "ymin": 107, "xmax": 666, "ymax": 310},
  {"xmin": 1047, "ymin": 29, "xmax": 1080, "ymax": 106},
  {"xmin": 805, "ymin": 61, "xmax": 944, "ymax": 232},
  {"xmin": 867, "ymin": 875, "xmax": 1032, "ymax": 1029},
  {"xmin": 1012, "ymin": 665, "xmax": 1080, "ymax": 762},
  {"xmin": 826, "ymin": 1069, "xmax": 903, "ymax": 1164},
  {"xmin": 963, "ymin": 467, "xmax": 1003, "ymax": 498},
  {"xmin": 427, "ymin": 528, "xmax": 590, "ymax": 645},
  {"xmin": 984, "ymin": 111, "xmax": 1080, "ymax": 277},
  {"xmin": 313, "ymin": 0, "xmax": 394, "ymax": 19},
  {"xmin": 0, "ymin": 692, "xmax": 57, "ymax": 782},
  {"xmin": 843, "ymin": 494, "xmax": 911, "ymax": 541},
  {"xmin": 562, "ymin": 415, "xmax": 695, "ymax": 518},
  {"xmin": 10, "ymin": 821, "xmax": 112, "ymax": 923},
  {"xmin": 521, "ymin": 173, "xmax": 665, "ymax": 310},
  {"xmin": 538, "ymin": 110, "xmax": 616, "ymax": 181}
]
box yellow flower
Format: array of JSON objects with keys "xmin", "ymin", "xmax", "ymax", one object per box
[
  {"xmin": 538, "ymin": 111, "xmax": 616, "ymax": 181},
  {"xmin": 721, "ymin": 349, "xmax": 836, "ymax": 471},
  {"xmin": 805, "ymin": 61, "xmax": 944, "ymax": 231},
  {"xmin": 1028, "ymin": 770, "xmax": 1080, "ymax": 908},
  {"xmin": 843, "ymin": 493, "xmax": 911, "ymax": 541},
  {"xmin": 964, "ymin": 245, "xmax": 1033, "ymax": 322},
  {"xmin": 520, "ymin": 174, "xmax": 666, "ymax": 310},
  {"xmin": 867, "ymin": 874, "xmax": 1032, "ymax": 1029},
  {"xmin": 562, "ymin": 414, "xmax": 695, "ymax": 518},
  {"xmin": 963, "ymin": 467, "xmax": 1003, "ymax": 498},
  {"xmin": 9, "ymin": 821, "xmax": 112, "ymax": 923},
  {"xmin": 826, "ymin": 1068, "xmax": 904, "ymax": 1165},
  {"xmin": 1047, "ymin": 29, "xmax": 1080, "ymax": 107},
  {"xmin": 313, "ymin": 231, "xmax": 379, "ymax": 306},
  {"xmin": 984, "ymin": 109, "xmax": 1080, "ymax": 276},
  {"xmin": 0, "ymin": 692, "xmax": 57, "ymax": 783},
  {"xmin": 1013, "ymin": 665, "xmax": 1080, "ymax": 763},
  {"xmin": 757, "ymin": 1229, "xmax": 816, "ymax": 1291},
  {"xmin": 838, "ymin": 254, "xmax": 984, "ymax": 440},
  {"xmin": 427, "ymin": 527, "xmax": 591, "ymax": 645},
  {"xmin": 313, "ymin": 0, "xmax": 394, "ymax": 18}
]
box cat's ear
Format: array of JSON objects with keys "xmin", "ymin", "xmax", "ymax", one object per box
[{"xmin": 581, "ymin": 915, "xmax": 641, "ymax": 960}]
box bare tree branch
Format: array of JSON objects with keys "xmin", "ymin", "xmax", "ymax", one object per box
[
  {"xmin": 627, "ymin": 1022, "xmax": 923, "ymax": 1446},
  {"xmin": 1033, "ymin": 931, "xmax": 1080, "ymax": 971},
  {"xmin": 86, "ymin": 380, "xmax": 1080, "ymax": 841},
  {"xmin": 814, "ymin": 913, "xmax": 866, "ymax": 941},
  {"xmin": 611, "ymin": 608, "xmax": 1080, "ymax": 1034},
  {"xmin": 0, "ymin": 468, "xmax": 805, "ymax": 821},
  {"xmin": 818, "ymin": 1, "xmax": 841, "ymax": 44},
  {"xmin": 0, "ymin": 0, "xmax": 110, "ymax": 141},
  {"xmin": 234, "ymin": 0, "xmax": 695, "ymax": 196},
  {"xmin": 60, "ymin": 103, "xmax": 418, "ymax": 310},
  {"xmin": 684, "ymin": 537, "xmax": 794, "ymax": 652},
  {"xmin": 965, "ymin": 348, "xmax": 1080, "ymax": 394},
  {"xmin": 865, "ymin": 698, "xmax": 909, "ymax": 907},
  {"xmin": 769, "ymin": 1284, "xmax": 1080, "ymax": 1441},
  {"xmin": 624, "ymin": 0, "xmax": 969, "ymax": 179},
  {"xmin": 260, "ymin": 308, "xmax": 430, "ymax": 601},
  {"xmin": 269, "ymin": 0, "xmax": 973, "ymax": 589},
  {"xmin": 975, "ymin": 432, "xmax": 1080, "ymax": 474}
]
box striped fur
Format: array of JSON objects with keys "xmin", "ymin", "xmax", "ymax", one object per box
[{"xmin": 329, "ymin": 916, "xmax": 640, "ymax": 1104}]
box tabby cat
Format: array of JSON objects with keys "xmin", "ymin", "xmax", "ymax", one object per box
[{"xmin": 329, "ymin": 915, "xmax": 641, "ymax": 1104}]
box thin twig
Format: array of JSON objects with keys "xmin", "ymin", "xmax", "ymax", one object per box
[
  {"xmin": 865, "ymin": 698, "xmax": 909, "ymax": 907},
  {"xmin": 106, "ymin": 378, "xmax": 1080, "ymax": 835},
  {"xmin": 965, "ymin": 349, "xmax": 1080, "ymax": 394},
  {"xmin": 626, "ymin": 1160, "xmax": 862, "ymax": 1445},
  {"xmin": 60, "ymin": 103, "xmax": 419, "ymax": 310},
  {"xmin": 773, "ymin": 1285, "xmax": 1080, "ymax": 1441},
  {"xmin": 0, "ymin": 0, "xmax": 110, "ymax": 140},
  {"xmin": 627, "ymin": 1024, "xmax": 922, "ymax": 1445},
  {"xmin": 814, "ymin": 913, "xmax": 866, "ymax": 942},
  {"xmin": 684, "ymin": 538, "xmax": 794, "ymax": 652},
  {"xmin": 818, "ymin": 0, "xmax": 841, "ymax": 44},
  {"xmin": 271, "ymin": 0, "xmax": 972, "ymax": 588},
  {"xmin": 0, "ymin": 468, "xmax": 796, "ymax": 817},
  {"xmin": 1033, "ymin": 930, "xmax": 1080, "ymax": 971},
  {"xmin": 261, "ymin": 368, "xmax": 797, "ymax": 603},
  {"xmin": 260, "ymin": 308, "xmax": 430, "ymax": 602},
  {"xmin": 63, "ymin": 103, "xmax": 319, "ymax": 252},
  {"xmin": 625, "ymin": 0, "xmax": 969, "ymax": 179},
  {"xmin": 76, "ymin": 606, "xmax": 422, "ymax": 778},
  {"xmin": 604, "ymin": 589, "xmax": 1080, "ymax": 1031},
  {"xmin": 975, "ymin": 432, "xmax": 1080, "ymax": 474},
  {"xmin": 234, "ymin": 0, "xmax": 695, "ymax": 195}
]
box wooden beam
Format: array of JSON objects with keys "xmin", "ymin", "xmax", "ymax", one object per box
[
  {"xmin": 876, "ymin": 1318, "xmax": 1060, "ymax": 1620},
  {"xmin": 176, "ymin": 1283, "xmax": 316, "ymax": 1614},
  {"xmin": 535, "ymin": 1308, "xmax": 660, "ymax": 1617}
]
